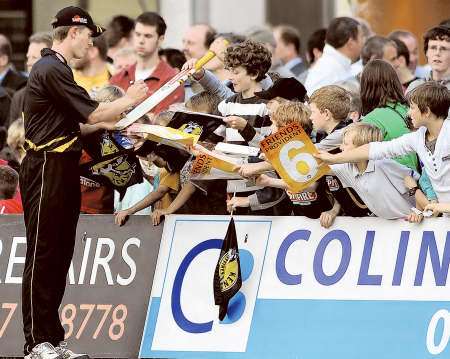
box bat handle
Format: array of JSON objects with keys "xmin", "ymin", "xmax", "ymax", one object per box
[{"xmin": 194, "ymin": 50, "xmax": 216, "ymax": 71}]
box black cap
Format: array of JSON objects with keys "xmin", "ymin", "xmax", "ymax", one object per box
[
  {"xmin": 255, "ymin": 77, "xmax": 307, "ymax": 102},
  {"xmin": 51, "ymin": 6, "xmax": 105, "ymax": 37}
]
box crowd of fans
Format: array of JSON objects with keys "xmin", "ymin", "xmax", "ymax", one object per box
[{"xmin": 0, "ymin": 11, "xmax": 449, "ymax": 225}]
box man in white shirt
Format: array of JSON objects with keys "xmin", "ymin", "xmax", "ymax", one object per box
[{"xmin": 305, "ymin": 17, "xmax": 364, "ymax": 96}]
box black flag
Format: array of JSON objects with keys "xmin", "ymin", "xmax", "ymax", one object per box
[
  {"xmin": 80, "ymin": 131, "xmax": 143, "ymax": 199},
  {"xmin": 213, "ymin": 217, "xmax": 242, "ymax": 320}
]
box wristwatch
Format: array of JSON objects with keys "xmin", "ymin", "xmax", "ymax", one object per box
[{"xmin": 408, "ymin": 186, "xmax": 419, "ymax": 196}]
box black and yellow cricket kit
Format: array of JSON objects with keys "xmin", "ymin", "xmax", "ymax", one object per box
[{"xmin": 20, "ymin": 48, "xmax": 98, "ymax": 354}]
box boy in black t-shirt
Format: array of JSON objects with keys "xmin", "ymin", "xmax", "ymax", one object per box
[{"xmin": 309, "ymin": 86, "xmax": 372, "ymax": 224}]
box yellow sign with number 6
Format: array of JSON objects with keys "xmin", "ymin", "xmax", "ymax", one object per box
[{"xmin": 260, "ymin": 123, "xmax": 330, "ymax": 192}]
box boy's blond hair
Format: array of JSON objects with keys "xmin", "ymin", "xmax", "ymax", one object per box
[
  {"xmin": 154, "ymin": 111, "xmax": 175, "ymax": 126},
  {"xmin": 268, "ymin": 96, "xmax": 290, "ymax": 106},
  {"xmin": 309, "ymin": 85, "xmax": 351, "ymax": 122},
  {"xmin": 185, "ymin": 91, "xmax": 221, "ymax": 115},
  {"xmin": 271, "ymin": 102, "xmax": 312, "ymax": 134},
  {"xmin": 7, "ymin": 118, "xmax": 25, "ymax": 162},
  {"xmin": 93, "ymin": 85, "xmax": 125, "ymax": 103},
  {"xmin": 343, "ymin": 122, "xmax": 383, "ymax": 147}
]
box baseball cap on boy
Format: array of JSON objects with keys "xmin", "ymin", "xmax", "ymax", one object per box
[{"xmin": 51, "ymin": 6, "xmax": 105, "ymax": 37}]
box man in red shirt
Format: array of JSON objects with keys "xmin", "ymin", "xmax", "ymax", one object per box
[
  {"xmin": 110, "ymin": 12, "xmax": 184, "ymax": 115},
  {"xmin": 0, "ymin": 164, "xmax": 23, "ymax": 214}
]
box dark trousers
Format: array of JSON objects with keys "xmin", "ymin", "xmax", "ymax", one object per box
[{"xmin": 20, "ymin": 151, "xmax": 81, "ymax": 354}]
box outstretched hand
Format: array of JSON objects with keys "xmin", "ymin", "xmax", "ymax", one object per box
[{"xmin": 313, "ymin": 150, "xmax": 337, "ymax": 164}]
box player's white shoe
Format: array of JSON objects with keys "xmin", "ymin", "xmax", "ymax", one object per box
[
  {"xmin": 56, "ymin": 342, "xmax": 90, "ymax": 359},
  {"xmin": 24, "ymin": 342, "xmax": 62, "ymax": 359}
]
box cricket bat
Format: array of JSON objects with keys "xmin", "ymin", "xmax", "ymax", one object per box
[{"xmin": 115, "ymin": 49, "xmax": 219, "ymax": 130}]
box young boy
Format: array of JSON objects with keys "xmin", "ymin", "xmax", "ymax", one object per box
[
  {"xmin": 328, "ymin": 123, "xmax": 419, "ymax": 219},
  {"xmin": 234, "ymin": 101, "xmax": 333, "ymax": 219},
  {"xmin": 185, "ymin": 90, "xmax": 222, "ymax": 115},
  {"xmin": 114, "ymin": 148, "xmax": 180, "ymax": 225},
  {"xmin": 151, "ymin": 91, "xmax": 228, "ymax": 225},
  {"xmin": 406, "ymin": 25, "xmax": 450, "ymax": 93},
  {"xmin": 218, "ymin": 39, "xmax": 273, "ymax": 146},
  {"xmin": 0, "ymin": 165, "xmax": 23, "ymax": 214},
  {"xmin": 316, "ymin": 82, "xmax": 450, "ymax": 213},
  {"xmin": 227, "ymin": 102, "xmax": 332, "ymax": 218},
  {"xmin": 309, "ymin": 85, "xmax": 372, "ymax": 223},
  {"xmin": 212, "ymin": 40, "xmax": 289, "ymax": 215},
  {"xmin": 114, "ymin": 111, "xmax": 183, "ymax": 225}
]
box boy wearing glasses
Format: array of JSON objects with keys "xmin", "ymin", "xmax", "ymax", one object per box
[{"xmin": 407, "ymin": 25, "xmax": 450, "ymax": 92}]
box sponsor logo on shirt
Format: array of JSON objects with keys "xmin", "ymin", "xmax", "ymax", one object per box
[
  {"xmin": 326, "ymin": 175, "xmax": 341, "ymax": 191},
  {"xmin": 80, "ymin": 176, "xmax": 101, "ymax": 188},
  {"xmin": 287, "ymin": 190, "xmax": 318, "ymax": 205}
]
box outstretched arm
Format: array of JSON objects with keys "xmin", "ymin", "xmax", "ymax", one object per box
[
  {"xmin": 314, "ymin": 144, "xmax": 370, "ymax": 164},
  {"xmin": 114, "ymin": 185, "xmax": 169, "ymax": 226},
  {"xmin": 151, "ymin": 182, "xmax": 197, "ymax": 225}
]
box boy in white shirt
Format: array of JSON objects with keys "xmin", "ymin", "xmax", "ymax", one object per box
[
  {"xmin": 315, "ymin": 82, "xmax": 450, "ymax": 211},
  {"xmin": 328, "ymin": 123, "xmax": 418, "ymax": 219}
]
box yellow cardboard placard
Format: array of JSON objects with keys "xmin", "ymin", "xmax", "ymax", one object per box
[
  {"xmin": 190, "ymin": 153, "xmax": 241, "ymax": 180},
  {"xmin": 125, "ymin": 123, "xmax": 199, "ymax": 150},
  {"xmin": 260, "ymin": 123, "xmax": 330, "ymax": 192}
]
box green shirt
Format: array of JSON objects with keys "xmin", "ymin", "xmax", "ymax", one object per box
[{"xmin": 362, "ymin": 102, "xmax": 418, "ymax": 171}]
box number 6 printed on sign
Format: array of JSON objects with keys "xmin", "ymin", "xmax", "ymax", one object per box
[
  {"xmin": 279, "ymin": 141, "xmax": 318, "ymax": 183},
  {"xmin": 260, "ymin": 123, "xmax": 330, "ymax": 192}
]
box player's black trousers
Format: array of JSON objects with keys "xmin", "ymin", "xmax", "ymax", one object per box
[{"xmin": 19, "ymin": 151, "xmax": 81, "ymax": 354}]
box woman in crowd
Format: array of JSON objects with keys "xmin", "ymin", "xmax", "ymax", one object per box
[{"xmin": 360, "ymin": 59, "xmax": 418, "ymax": 171}]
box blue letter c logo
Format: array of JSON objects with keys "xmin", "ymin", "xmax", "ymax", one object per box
[{"xmin": 172, "ymin": 239, "xmax": 254, "ymax": 333}]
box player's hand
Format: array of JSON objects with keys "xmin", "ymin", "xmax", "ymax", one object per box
[
  {"xmin": 320, "ymin": 210, "xmax": 337, "ymax": 228},
  {"xmin": 98, "ymin": 122, "xmax": 118, "ymax": 131},
  {"xmin": 126, "ymin": 80, "xmax": 148, "ymax": 104},
  {"xmin": 151, "ymin": 209, "xmax": 168, "ymax": 226},
  {"xmin": 115, "ymin": 210, "xmax": 130, "ymax": 226},
  {"xmin": 223, "ymin": 116, "xmax": 247, "ymax": 131},
  {"xmin": 313, "ymin": 150, "xmax": 337, "ymax": 164}
]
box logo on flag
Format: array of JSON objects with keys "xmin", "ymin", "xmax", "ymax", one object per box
[
  {"xmin": 214, "ymin": 217, "xmax": 242, "ymax": 321},
  {"xmin": 80, "ymin": 131, "xmax": 142, "ymax": 197}
]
